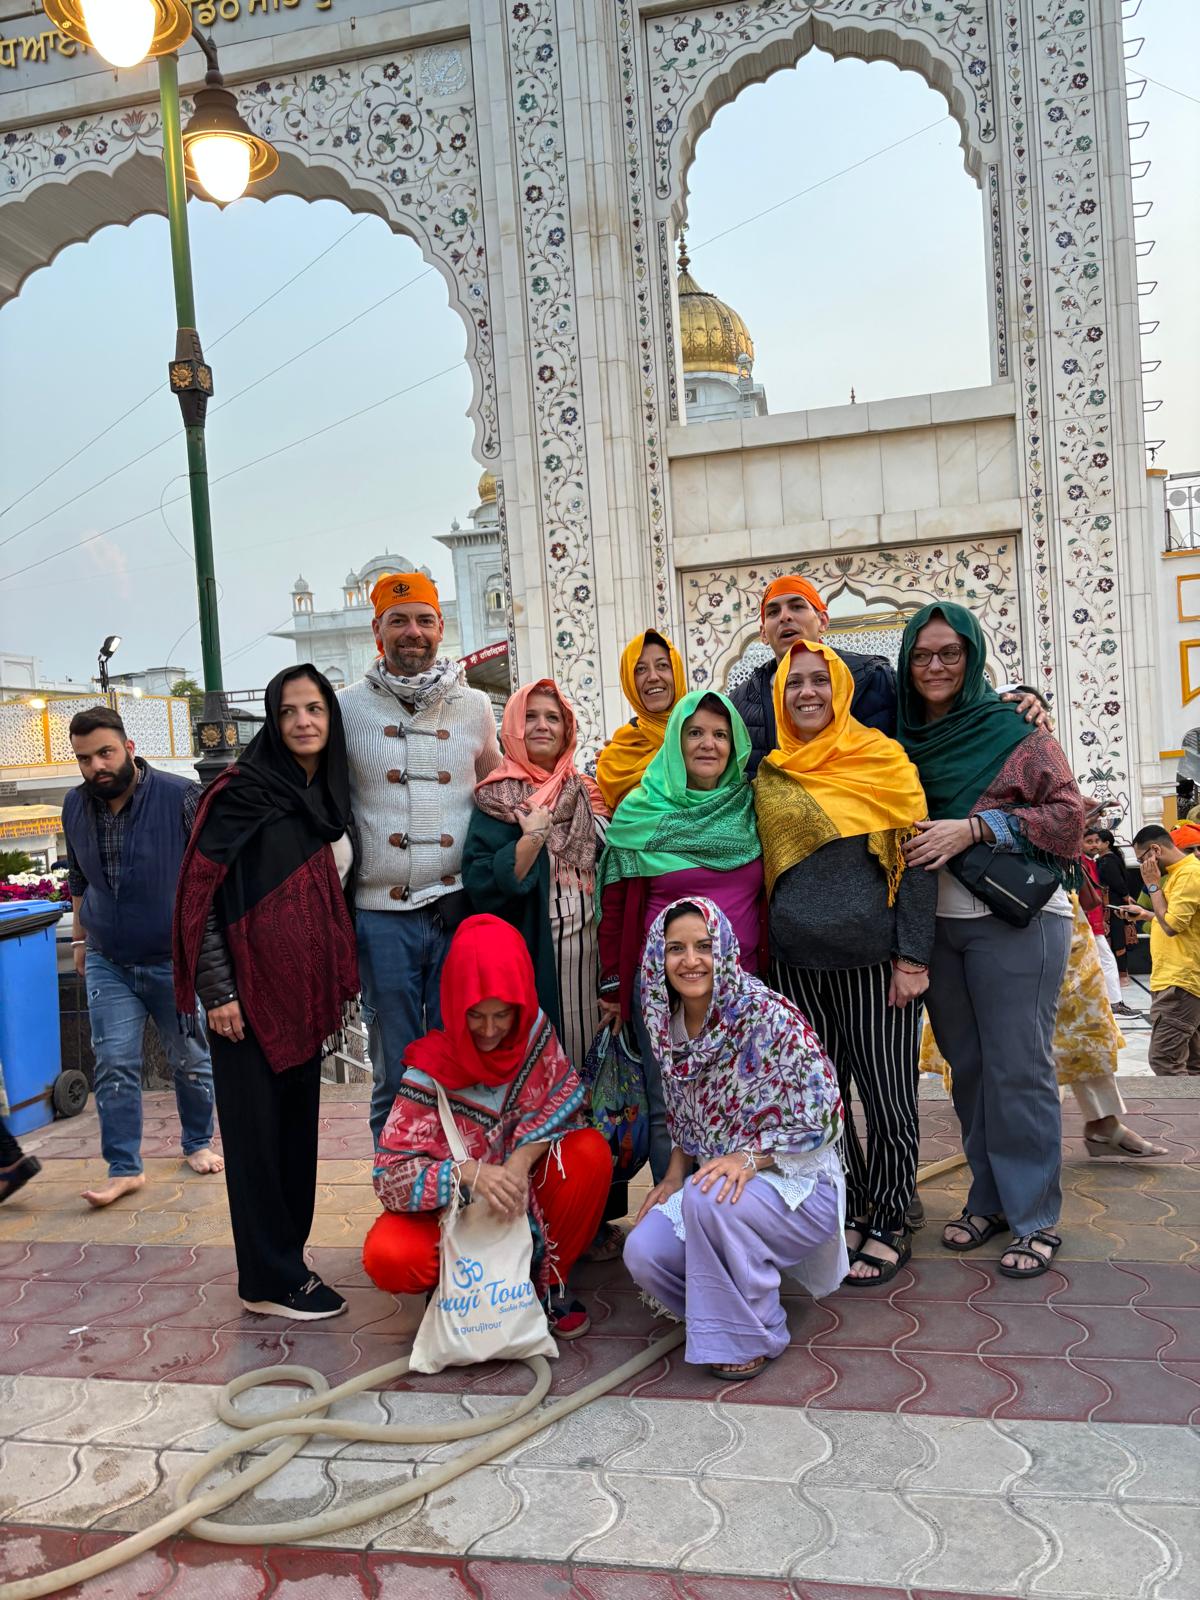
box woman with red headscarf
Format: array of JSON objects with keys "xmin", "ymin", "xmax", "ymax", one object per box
[
  {"xmin": 362, "ymin": 914, "xmax": 611, "ymax": 1337},
  {"xmin": 463, "ymin": 679, "xmax": 609, "ymax": 1076}
]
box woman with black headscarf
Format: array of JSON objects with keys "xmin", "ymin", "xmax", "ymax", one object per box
[{"xmin": 174, "ymin": 665, "xmax": 359, "ymax": 1320}]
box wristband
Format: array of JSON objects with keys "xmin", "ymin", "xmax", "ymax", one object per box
[{"xmin": 71, "ymin": 940, "xmax": 86, "ymax": 946}]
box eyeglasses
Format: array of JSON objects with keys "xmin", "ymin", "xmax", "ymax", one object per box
[{"xmin": 909, "ymin": 645, "xmax": 965, "ymax": 668}]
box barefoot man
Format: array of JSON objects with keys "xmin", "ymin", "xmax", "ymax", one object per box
[{"xmin": 64, "ymin": 706, "xmax": 222, "ymax": 1206}]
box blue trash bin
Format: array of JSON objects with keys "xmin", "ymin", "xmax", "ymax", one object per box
[{"xmin": 0, "ymin": 899, "xmax": 71, "ymax": 1137}]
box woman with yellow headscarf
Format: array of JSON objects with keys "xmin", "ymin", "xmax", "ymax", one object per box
[
  {"xmin": 595, "ymin": 630, "xmax": 688, "ymax": 812},
  {"xmin": 754, "ymin": 641, "xmax": 933, "ymax": 1288}
]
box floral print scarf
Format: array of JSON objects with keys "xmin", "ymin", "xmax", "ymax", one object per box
[{"xmin": 639, "ymin": 896, "xmax": 843, "ymax": 1162}]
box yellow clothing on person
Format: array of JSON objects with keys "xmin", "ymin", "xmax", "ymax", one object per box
[
  {"xmin": 921, "ymin": 895, "xmax": 1122, "ymax": 1088},
  {"xmin": 595, "ymin": 631, "xmax": 688, "ymax": 812},
  {"xmin": 755, "ymin": 641, "xmax": 927, "ymax": 900},
  {"xmin": 1147, "ymin": 853, "xmax": 1200, "ymax": 999}
]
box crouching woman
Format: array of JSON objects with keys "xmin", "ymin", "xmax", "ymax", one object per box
[
  {"xmin": 623, "ymin": 898, "xmax": 846, "ymax": 1381},
  {"xmin": 361, "ymin": 914, "xmax": 611, "ymax": 1339}
]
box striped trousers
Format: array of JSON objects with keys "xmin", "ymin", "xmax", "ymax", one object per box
[{"xmin": 772, "ymin": 960, "xmax": 922, "ymax": 1234}]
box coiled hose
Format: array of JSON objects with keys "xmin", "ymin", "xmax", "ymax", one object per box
[
  {"xmin": 0, "ymin": 1155, "xmax": 964, "ymax": 1598},
  {"xmin": 0, "ymin": 1329, "xmax": 685, "ymax": 1599}
]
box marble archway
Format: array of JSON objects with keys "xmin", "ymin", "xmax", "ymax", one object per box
[{"xmin": 0, "ymin": 43, "xmax": 499, "ymax": 465}]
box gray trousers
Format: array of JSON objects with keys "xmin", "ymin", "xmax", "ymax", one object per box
[{"xmin": 925, "ymin": 911, "xmax": 1072, "ymax": 1237}]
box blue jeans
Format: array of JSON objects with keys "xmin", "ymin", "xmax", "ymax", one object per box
[
  {"xmin": 85, "ymin": 953, "xmax": 215, "ymax": 1177},
  {"xmin": 357, "ymin": 907, "xmax": 450, "ymax": 1144}
]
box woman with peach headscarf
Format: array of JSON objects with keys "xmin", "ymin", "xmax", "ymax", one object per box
[
  {"xmin": 464, "ymin": 680, "xmax": 610, "ymax": 1076},
  {"xmin": 595, "ymin": 630, "xmax": 688, "ymax": 812}
]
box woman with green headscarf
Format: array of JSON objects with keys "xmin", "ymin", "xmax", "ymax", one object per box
[
  {"xmin": 596, "ymin": 690, "xmax": 765, "ymax": 1182},
  {"xmin": 897, "ymin": 603, "xmax": 1086, "ymax": 1281}
]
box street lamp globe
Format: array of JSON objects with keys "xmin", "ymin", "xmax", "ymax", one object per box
[
  {"xmin": 79, "ymin": 0, "xmax": 154, "ymax": 67},
  {"xmin": 42, "ymin": 0, "xmax": 191, "ymax": 66},
  {"xmin": 186, "ymin": 130, "xmax": 252, "ymax": 204},
  {"xmin": 182, "ymin": 68, "xmax": 277, "ymax": 203}
]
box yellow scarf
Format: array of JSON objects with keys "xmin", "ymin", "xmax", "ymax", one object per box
[
  {"xmin": 595, "ymin": 630, "xmax": 688, "ymax": 812},
  {"xmin": 755, "ymin": 641, "xmax": 927, "ymax": 901}
]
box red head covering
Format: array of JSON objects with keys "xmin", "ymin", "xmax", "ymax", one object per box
[
  {"xmin": 760, "ymin": 574, "xmax": 826, "ymax": 622},
  {"xmin": 1171, "ymin": 822, "xmax": 1200, "ymax": 850},
  {"xmin": 403, "ymin": 914, "xmax": 542, "ymax": 1090}
]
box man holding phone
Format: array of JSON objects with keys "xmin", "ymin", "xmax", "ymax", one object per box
[{"xmin": 1119, "ymin": 825, "xmax": 1200, "ymax": 1076}]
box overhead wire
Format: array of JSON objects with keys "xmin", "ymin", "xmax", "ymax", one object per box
[
  {"xmin": 0, "ymin": 214, "xmax": 368, "ymax": 526},
  {"xmin": 687, "ymin": 118, "xmax": 945, "ymax": 254},
  {"xmin": 0, "ymin": 265, "xmax": 434, "ymax": 554},
  {"xmin": 0, "ymin": 361, "xmax": 463, "ymax": 585}
]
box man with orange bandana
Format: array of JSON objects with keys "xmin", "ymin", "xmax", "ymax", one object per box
[
  {"xmin": 732, "ymin": 575, "xmax": 1048, "ymax": 779},
  {"xmin": 338, "ymin": 571, "xmax": 500, "ymax": 1142},
  {"xmin": 731, "ymin": 577, "xmax": 899, "ymax": 779}
]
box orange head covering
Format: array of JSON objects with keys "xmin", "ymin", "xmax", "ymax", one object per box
[
  {"xmin": 760, "ymin": 574, "xmax": 826, "ymax": 622},
  {"xmin": 595, "ymin": 630, "xmax": 688, "ymax": 812},
  {"xmin": 754, "ymin": 641, "xmax": 927, "ymax": 900},
  {"xmin": 370, "ymin": 571, "xmax": 442, "ymax": 621},
  {"xmin": 1171, "ymin": 822, "xmax": 1200, "ymax": 850}
]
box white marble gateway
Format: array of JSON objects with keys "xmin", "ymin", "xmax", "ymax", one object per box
[{"xmin": 0, "ymin": 0, "xmax": 1171, "ymax": 819}]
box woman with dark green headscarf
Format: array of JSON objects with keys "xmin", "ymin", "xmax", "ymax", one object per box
[
  {"xmin": 897, "ymin": 602, "xmax": 1086, "ymax": 1282},
  {"xmin": 595, "ymin": 690, "xmax": 764, "ymax": 1182}
]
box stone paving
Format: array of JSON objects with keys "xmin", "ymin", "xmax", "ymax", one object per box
[{"xmin": 0, "ymin": 1029, "xmax": 1196, "ymax": 1599}]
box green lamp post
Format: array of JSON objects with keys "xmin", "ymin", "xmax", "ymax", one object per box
[{"xmin": 41, "ymin": 0, "xmax": 278, "ymax": 777}]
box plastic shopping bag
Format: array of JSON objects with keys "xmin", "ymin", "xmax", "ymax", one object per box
[{"xmin": 409, "ymin": 1080, "xmax": 557, "ymax": 1374}]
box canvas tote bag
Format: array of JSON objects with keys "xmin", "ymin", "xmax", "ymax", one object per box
[{"xmin": 408, "ymin": 1080, "xmax": 557, "ymax": 1374}]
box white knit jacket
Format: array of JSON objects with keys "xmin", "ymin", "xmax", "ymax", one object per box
[{"xmin": 338, "ymin": 663, "xmax": 500, "ymax": 912}]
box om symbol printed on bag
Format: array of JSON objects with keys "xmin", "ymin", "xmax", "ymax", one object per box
[{"xmin": 409, "ymin": 1082, "xmax": 557, "ymax": 1374}]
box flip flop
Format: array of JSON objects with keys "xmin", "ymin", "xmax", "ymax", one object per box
[{"xmin": 708, "ymin": 1356, "xmax": 769, "ymax": 1382}]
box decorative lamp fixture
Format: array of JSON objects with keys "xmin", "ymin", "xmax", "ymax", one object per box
[
  {"xmin": 182, "ymin": 34, "xmax": 278, "ymax": 203},
  {"xmin": 42, "ymin": 0, "xmax": 191, "ymax": 68},
  {"xmin": 28, "ymin": 698, "xmax": 47, "ymax": 711}
]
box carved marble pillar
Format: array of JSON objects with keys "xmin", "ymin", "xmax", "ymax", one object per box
[{"xmin": 995, "ymin": 0, "xmax": 1147, "ymax": 810}]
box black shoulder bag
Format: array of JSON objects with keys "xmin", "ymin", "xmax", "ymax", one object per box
[{"xmin": 948, "ymin": 844, "xmax": 1060, "ymax": 928}]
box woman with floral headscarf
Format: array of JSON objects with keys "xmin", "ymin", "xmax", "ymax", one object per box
[
  {"xmin": 595, "ymin": 689, "xmax": 764, "ymax": 1183},
  {"xmin": 623, "ymin": 898, "xmax": 845, "ymax": 1381},
  {"xmin": 464, "ymin": 679, "xmax": 609, "ymax": 1075}
]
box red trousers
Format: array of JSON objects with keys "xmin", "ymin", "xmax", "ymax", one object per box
[{"xmin": 362, "ymin": 1127, "xmax": 611, "ymax": 1295}]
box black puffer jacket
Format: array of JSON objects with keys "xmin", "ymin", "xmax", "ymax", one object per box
[
  {"xmin": 194, "ymin": 911, "xmax": 238, "ymax": 1011},
  {"xmin": 731, "ymin": 648, "xmax": 898, "ymax": 778}
]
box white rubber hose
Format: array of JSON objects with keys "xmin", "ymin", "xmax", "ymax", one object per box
[
  {"xmin": 0, "ymin": 1328, "xmax": 685, "ymax": 1600},
  {"xmin": 1, "ymin": 1156, "xmax": 965, "ymax": 1598}
]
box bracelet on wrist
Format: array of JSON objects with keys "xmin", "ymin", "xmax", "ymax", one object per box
[{"xmin": 893, "ymin": 958, "xmax": 928, "ymax": 973}]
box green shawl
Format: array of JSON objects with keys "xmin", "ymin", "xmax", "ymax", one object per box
[
  {"xmin": 896, "ymin": 601, "xmax": 1036, "ymax": 819},
  {"xmin": 595, "ymin": 690, "xmax": 761, "ymax": 902}
]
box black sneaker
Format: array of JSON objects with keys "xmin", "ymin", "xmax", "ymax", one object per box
[
  {"xmin": 0, "ymin": 1155, "xmax": 40, "ymax": 1204},
  {"xmin": 241, "ymin": 1273, "xmax": 347, "ymax": 1321},
  {"xmin": 905, "ymin": 1194, "xmax": 927, "ymax": 1231}
]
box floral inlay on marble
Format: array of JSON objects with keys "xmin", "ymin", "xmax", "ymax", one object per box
[
  {"xmin": 505, "ymin": 0, "xmax": 602, "ymax": 747},
  {"xmin": 682, "ymin": 542, "xmax": 1020, "ymax": 692},
  {"xmin": 644, "ymin": 0, "xmax": 995, "ymax": 200}
]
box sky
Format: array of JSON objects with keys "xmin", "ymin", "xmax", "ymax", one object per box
[{"xmin": 0, "ymin": 2, "xmax": 1196, "ymax": 692}]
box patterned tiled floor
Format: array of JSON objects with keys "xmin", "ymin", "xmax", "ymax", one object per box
[{"xmin": 1, "ymin": 1077, "xmax": 1197, "ymax": 1599}]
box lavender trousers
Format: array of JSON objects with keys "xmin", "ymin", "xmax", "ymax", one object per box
[{"xmin": 624, "ymin": 1175, "xmax": 841, "ymax": 1366}]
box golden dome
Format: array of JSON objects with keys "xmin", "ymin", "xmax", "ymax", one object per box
[
  {"xmin": 677, "ymin": 239, "xmax": 753, "ymax": 377},
  {"xmin": 477, "ymin": 468, "xmax": 497, "ymax": 505}
]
